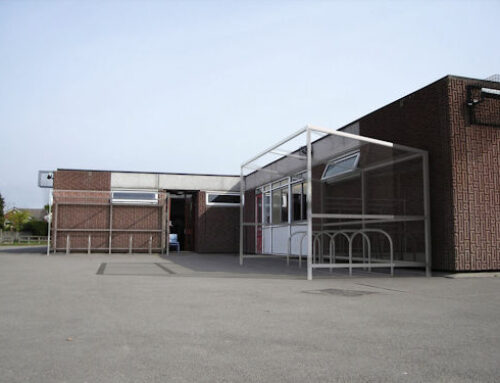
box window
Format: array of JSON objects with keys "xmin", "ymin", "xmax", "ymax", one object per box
[
  {"xmin": 271, "ymin": 187, "xmax": 288, "ymax": 224},
  {"xmin": 281, "ymin": 188, "xmax": 288, "ymax": 222},
  {"xmin": 321, "ymin": 152, "xmax": 360, "ymax": 181},
  {"xmin": 206, "ymin": 192, "xmax": 240, "ymax": 206},
  {"xmin": 292, "ymin": 182, "xmax": 308, "ymax": 221},
  {"xmin": 112, "ymin": 191, "xmax": 158, "ymax": 205},
  {"xmin": 272, "ymin": 179, "xmax": 288, "ymax": 189},
  {"xmin": 263, "ymin": 192, "xmax": 271, "ymax": 224},
  {"xmin": 258, "ymin": 176, "xmax": 308, "ymax": 225}
]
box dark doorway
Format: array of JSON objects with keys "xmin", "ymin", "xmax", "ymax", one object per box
[{"xmin": 168, "ymin": 191, "xmax": 196, "ymax": 251}]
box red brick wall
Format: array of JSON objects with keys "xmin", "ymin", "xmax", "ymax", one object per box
[
  {"xmin": 54, "ymin": 170, "xmax": 111, "ymax": 190},
  {"xmin": 52, "ymin": 190, "xmax": 111, "ymax": 252},
  {"xmin": 194, "ymin": 191, "xmax": 239, "ymax": 253},
  {"xmin": 112, "ymin": 205, "xmax": 163, "ymax": 250},
  {"xmin": 52, "ymin": 173, "xmax": 165, "ymax": 253}
]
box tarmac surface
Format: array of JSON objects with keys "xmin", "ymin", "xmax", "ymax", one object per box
[{"xmin": 0, "ymin": 248, "xmax": 499, "ymax": 382}]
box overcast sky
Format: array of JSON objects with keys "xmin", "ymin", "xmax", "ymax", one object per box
[{"xmin": 0, "ymin": 0, "xmax": 499, "ymax": 209}]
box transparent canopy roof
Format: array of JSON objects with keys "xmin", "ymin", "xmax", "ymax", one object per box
[{"xmin": 243, "ymin": 126, "xmax": 424, "ymax": 190}]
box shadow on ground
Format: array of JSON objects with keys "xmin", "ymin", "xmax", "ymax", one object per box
[
  {"xmin": 158, "ymin": 251, "xmax": 426, "ymax": 279},
  {"xmin": 0, "ymin": 246, "xmax": 46, "ymax": 254}
]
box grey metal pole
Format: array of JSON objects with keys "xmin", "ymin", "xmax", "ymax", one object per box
[
  {"xmin": 361, "ymin": 170, "xmax": 367, "ymax": 270},
  {"xmin": 46, "ymin": 192, "xmax": 52, "ymax": 256},
  {"xmin": 129, "ymin": 235, "xmax": 133, "ymax": 254},
  {"xmin": 166, "ymin": 193, "xmax": 170, "ymax": 256},
  {"xmin": 306, "ymin": 127, "xmax": 313, "ymax": 280},
  {"xmin": 88, "ymin": 235, "xmax": 91, "ymax": 254},
  {"xmin": 53, "ymin": 202, "xmax": 58, "ymax": 254},
  {"xmin": 287, "ymin": 176, "xmax": 292, "ymax": 266},
  {"xmin": 108, "ymin": 200, "xmax": 113, "ymax": 254},
  {"xmin": 422, "ymin": 152, "xmax": 432, "ymax": 277},
  {"xmin": 66, "ymin": 235, "xmax": 70, "ymax": 255},
  {"xmin": 161, "ymin": 194, "xmax": 166, "ymax": 254},
  {"xmin": 239, "ymin": 167, "xmax": 244, "ymax": 265},
  {"xmin": 149, "ymin": 235, "xmax": 152, "ymax": 255}
]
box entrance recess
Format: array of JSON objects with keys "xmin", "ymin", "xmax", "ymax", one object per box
[{"xmin": 168, "ymin": 191, "xmax": 196, "ymax": 251}]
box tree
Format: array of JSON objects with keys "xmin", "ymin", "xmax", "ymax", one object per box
[
  {"xmin": 5, "ymin": 209, "xmax": 31, "ymax": 232},
  {"xmin": 22, "ymin": 219, "xmax": 48, "ymax": 236},
  {"xmin": 0, "ymin": 193, "xmax": 4, "ymax": 229}
]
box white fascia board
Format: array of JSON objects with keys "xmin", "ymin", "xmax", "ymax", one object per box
[
  {"xmin": 159, "ymin": 174, "xmax": 239, "ymax": 191},
  {"xmin": 111, "ymin": 172, "xmax": 240, "ymax": 191},
  {"xmin": 111, "ymin": 173, "xmax": 159, "ymax": 190}
]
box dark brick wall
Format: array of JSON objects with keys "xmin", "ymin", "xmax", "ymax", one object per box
[
  {"xmin": 447, "ymin": 77, "xmax": 500, "ymax": 271},
  {"xmin": 353, "ymin": 76, "xmax": 500, "ymax": 271},
  {"xmin": 243, "ymin": 189, "xmax": 256, "ymax": 253},
  {"xmin": 352, "ymin": 78, "xmax": 454, "ymax": 270},
  {"xmin": 467, "ymin": 86, "xmax": 500, "ymax": 126},
  {"xmin": 242, "ymin": 76, "xmax": 499, "ymax": 271},
  {"xmin": 194, "ymin": 191, "xmax": 239, "ymax": 253}
]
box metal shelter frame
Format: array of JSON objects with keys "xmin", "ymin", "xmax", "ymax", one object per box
[{"xmin": 239, "ymin": 125, "xmax": 432, "ymax": 280}]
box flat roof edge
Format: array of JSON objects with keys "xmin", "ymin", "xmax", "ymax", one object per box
[
  {"xmin": 337, "ymin": 74, "xmax": 500, "ymax": 133},
  {"xmin": 57, "ymin": 168, "xmax": 239, "ymax": 178}
]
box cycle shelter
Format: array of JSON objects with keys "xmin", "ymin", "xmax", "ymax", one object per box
[{"xmin": 239, "ymin": 125, "xmax": 431, "ymax": 280}]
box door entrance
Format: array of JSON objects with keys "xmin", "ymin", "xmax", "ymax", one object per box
[{"xmin": 168, "ymin": 191, "xmax": 196, "ymax": 251}]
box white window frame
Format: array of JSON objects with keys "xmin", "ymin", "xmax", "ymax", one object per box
[
  {"xmin": 256, "ymin": 175, "xmax": 309, "ymax": 227},
  {"xmin": 321, "ymin": 151, "xmax": 360, "ymax": 182},
  {"xmin": 111, "ymin": 190, "xmax": 159, "ymax": 205},
  {"xmin": 205, "ymin": 192, "xmax": 241, "ymax": 207}
]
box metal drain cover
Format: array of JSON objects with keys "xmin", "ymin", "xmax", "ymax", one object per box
[{"xmin": 302, "ymin": 288, "xmax": 377, "ymax": 296}]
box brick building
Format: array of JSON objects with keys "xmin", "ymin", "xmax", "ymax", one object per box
[
  {"xmin": 241, "ymin": 75, "xmax": 499, "ymax": 274},
  {"xmin": 42, "ymin": 74, "xmax": 499, "ymax": 273},
  {"xmin": 48, "ymin": 170, "xmax": 240, "ymax": 254},
  {"xmin": 351, "ymin": 75, "xmax": 499, "ymax": 271}
]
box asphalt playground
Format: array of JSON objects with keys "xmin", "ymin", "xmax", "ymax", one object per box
[{"xmin": 0, "ymin": 247, "xmax": 499, "ymax": 382}]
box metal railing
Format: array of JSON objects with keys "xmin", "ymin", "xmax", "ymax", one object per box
[{"xmin": 0, "ymin": 234, "xmax": 48, "ymax": 245}]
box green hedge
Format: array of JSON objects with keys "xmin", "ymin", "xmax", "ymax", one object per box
[{"xmin": 22, "ymin": 220, "xmax": 48, "ymax": 236}]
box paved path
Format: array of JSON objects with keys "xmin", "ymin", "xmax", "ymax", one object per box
[{"xmin": 0, "ymin": 251, "xmax": 499, "ymax": 382}]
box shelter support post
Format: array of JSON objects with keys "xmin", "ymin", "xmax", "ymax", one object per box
[
  {"xmin": 108, "ymin": 201, "xmax": 113, "ymax": 254},
  {"xmin": 53, "ymin": 202, "xmax": 58, "ymax": 253},
  {"xmin": 161, "ymin": 197, "xmax": 166, "ymax": 254},
  {"xmin": 361, "ymin": 169, "xmax": 367, "ymax": 270},
  {"xmin": 287, "ymin": 176, "xmax": 292, "ymax": 266},
  {"xmin": 239, "ymin": 167, "xmax": 244, "ymax": 265},
  {"xmin": 423, "ymin": 152, "xmax": 432, "ymax": 277},
  {"xmin": 46, "ymin": 191, "xmax": 52, "ymax": 256},
  {"xmin": 166, "ymin": 194, "xmax": 171, "ymax": 256},
  {"xmin": 306, "ymin": 127, "xmax": 313, "ymax": 280}
]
